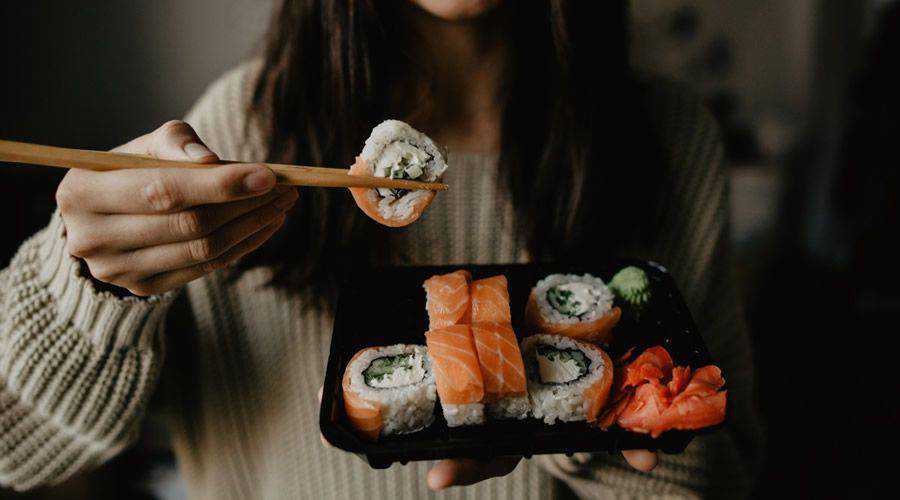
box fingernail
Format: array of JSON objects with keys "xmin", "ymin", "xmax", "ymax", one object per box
[
  {"xmin": 243, "ymin": 168, "xmax": 276, "ymax": 193},
  {"xmin": 274, "ymin": 190, "xmax": 298, "ymax": 209},
  {"xmin": 184, "ymin": 142, "xmax": 216, "ymax": 161}
]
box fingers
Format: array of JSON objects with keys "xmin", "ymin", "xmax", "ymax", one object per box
[
  {"xmin": 113, "ymin": 120, "xmax": 219, "ymax": 163},
  {"xmin": 110, "ymin": 194, "xmax": 294, "ymax": 277},
  {"xmin": 427, "ymin": 457, "xmax": 520, "ymax": 491},
  {"xmin": 60, "ymin": 163, "xmax": 278, "ymax": 214},
  {"xmin": 74, "ymin": 187, "xmax": 296, "ymax": 250},
  {"xmin": 127, "ymin": 212, "xmax": 286, "ymax": 296},
  {"xmin": 57, "ymin": 121, "xmax": 276, "ymax": 215},
  {"xmin": 622, "ymin": 450, "xmax": 658, "ymax": 472}
]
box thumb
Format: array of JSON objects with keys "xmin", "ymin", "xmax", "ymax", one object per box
[{"xmin": 114, "ymin": 120, "xmax": 219, "ymax": 163}]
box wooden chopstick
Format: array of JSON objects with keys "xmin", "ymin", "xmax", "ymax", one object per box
[{"xmin": 0, "ymin": 139, "xmax": 449, "ymax": 191}]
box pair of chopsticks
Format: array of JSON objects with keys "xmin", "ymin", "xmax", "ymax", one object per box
[{"xmin": 0, "ymin": 139, "xmax": 449, "ymax": 191}]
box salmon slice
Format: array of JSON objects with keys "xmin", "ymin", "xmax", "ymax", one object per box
[
  {"xmin": 470, "ymin": 322, "xmax": 526, "ymax": 401},
  {"xmin": 423, "ymin": 270, "xmax": 472, "ymax": 329},
  {"xmin": 341, "ymin": 348, "xmax": 382, "ymax": 440},
  {"xmin": 348, "ymin": 157, "xmax": 437, "ymax": 227},
  {"xmin": 425, "ymin": 325, "xmax": 485, "ymax": 405},
  {"xmin": 470, "ymin": 275, "xmax": 512, "ymax": 324}
]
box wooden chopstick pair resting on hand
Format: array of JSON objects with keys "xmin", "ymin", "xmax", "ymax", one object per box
[{"xmin": 0, "ymin": 139, "xmax": 449, "ymax": 192}]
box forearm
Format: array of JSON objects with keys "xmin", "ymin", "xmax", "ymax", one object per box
[{"xmin": 1, "ymin": 213, "xmax": 173, "ymax": 491}]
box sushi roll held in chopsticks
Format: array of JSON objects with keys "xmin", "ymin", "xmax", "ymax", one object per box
[
  {"xmin": 521, "ymin": 334, "xmax": 614, "ymax": 425},
  {"xmin": 349, "ymin": 120, "xmax": 449, "ymax": 227},
  {"xmin": 342, "ymin": 345, "xmax": 436, "ymax": 440},
  {"xmin": 524, "ymin": 273, "xmax": 621, "ymax": 343}
]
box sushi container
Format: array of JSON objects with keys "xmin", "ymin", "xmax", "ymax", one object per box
[{"xmin": 319, "ymin": 260, "xmax": 723, "ymax": 469}]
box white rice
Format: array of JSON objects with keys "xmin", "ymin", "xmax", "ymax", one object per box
[
  {"xmin": 520, "ymin": 334, "xmax": 610, "ymax": 425},
  {"xmin": 359, "ymin": 119, "xmax": 448, "ymax": 221},
  {"xmin": 487, "ymin": 394, "xmax": 531, "ymax": 420},
  {"xmin": 441, "ymin": 403, "xmax": 485, "ymax": 427},
  {"xmin": 532, "ymin": 274, "xmax": 614, "ymax": 325},
  {"xmin": 346, "ymin": 345, "xmax": 437, "ymax": 436}
]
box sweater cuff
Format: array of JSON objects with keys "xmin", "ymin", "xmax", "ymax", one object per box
[{"xmin": 33, "ymin": 212, "xmax": 176, "ymax": 350}]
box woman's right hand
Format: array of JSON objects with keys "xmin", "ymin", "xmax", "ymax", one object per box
[{"xmin": 56, "ymin": 120, "xmax": 298, "ymax": 296}]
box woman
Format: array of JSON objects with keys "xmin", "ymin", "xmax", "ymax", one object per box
[{"xmin": 0, "ymin": 0, "xmax": 761, "ymax": 498}]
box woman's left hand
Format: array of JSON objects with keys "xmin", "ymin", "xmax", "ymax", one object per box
[
  {"xmin": 426, "ymin": 457, "xmax": 521, "ymax": 491},
  {"xmin": 318, "ymin": 388, "xmax": 656, "ymax": 489},
  {"xmin": 426, "ymin": 450, "xmax": 656, "ymax": 490}
]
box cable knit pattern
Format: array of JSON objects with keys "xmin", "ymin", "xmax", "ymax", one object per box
[
  {"xmin": 1, "ymin": 62, "xmax": 761, "ymax": 498},
  {"xmin": 1, "ymin": 216, "xmax": 173, "ymax": 491}
]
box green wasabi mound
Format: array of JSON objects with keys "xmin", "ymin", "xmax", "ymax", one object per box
[{"xmin": 609, "ymin": 266, "xmax": 651, "ymax": 307}]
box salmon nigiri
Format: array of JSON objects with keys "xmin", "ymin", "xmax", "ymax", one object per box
[
  {"xmin": 348, "ymin": 120, "xmax": 448, "ymax": 227},
  {"xmin": 425, "ymin": 324, "xmax": 486, "ymax": 426},
  {"xmin": 423, "ymin": 270, "xmax": 472, "ymax": 329},
  {"xmin": 470, "ymin": 275, "xmax": 512, "ymax": 324},
  {"xmin": 471, "ymin": 322, "xmax": 529, "ymax": 419}
]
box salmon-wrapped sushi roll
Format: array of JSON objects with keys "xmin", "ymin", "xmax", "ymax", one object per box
[
  {"xmin": 341, "ymin": 345, "xmax": 436, "ymax": 440},
  {"xmin": 423, "ymin": 270, "xmax": 472, "ymax": 329},
  {"xmin": 520, "ymin": 334, "xmax": 614, "ymax": 424},
  {"xmin": 524, "ymin": 273, "xmax": 621, "ymax": 343},
  {"xmin": 349, "ymin": 120, "xmax": 449, "ymax": 227},
  {"xmin": 471, "ymin": 322, "xmax": 529, "ymax": 419},
  {"xmin": 425, "ymin": 325, "xmax": 485, "ymax": 426},
  {"xmin": 470, "ymin": 275, "xmax": 512, "ymax": 324}
]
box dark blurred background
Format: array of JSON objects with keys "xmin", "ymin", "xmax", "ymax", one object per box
[{"xmin": 2, "ymin": 1, "xmax": 897, "ymax": 498}]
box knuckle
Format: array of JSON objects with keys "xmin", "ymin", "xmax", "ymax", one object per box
[
  {"xmin": 85, "ymin": 260, "xmax": 120, "ymax": 283},
  {"xmin": 212, "ymin": 169, "xmax": 243, "ymax": 197},
  {"xmin": 143, "ymin": 174, "xmax": 183, "ymax": 212},
  {"xmin": 55, "ymin": 180, "xmax": 77, "ymax": 211},
  {"xmin": 66, "ymin": 231, "xmax": 102, "ymax": 257},
  {"xmin": 188, "ymin": 236, "xmax": 220, "ymax": 263},
  {"xmin": 158, "ymin": 119, "xmax": 192, "ymax": 138},
  {"xmin": 173, "ymin": 209, "xmax": 206, "ymax": 238}
]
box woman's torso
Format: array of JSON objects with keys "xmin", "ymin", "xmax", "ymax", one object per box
[{"xmin": 160, "ymin": 152, "xmax": 558, "ymax": 499}]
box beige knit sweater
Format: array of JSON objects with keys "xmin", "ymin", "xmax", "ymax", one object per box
[{"xmin": 1, "ymin": 63, "xmax": 762, "ymax": 499}]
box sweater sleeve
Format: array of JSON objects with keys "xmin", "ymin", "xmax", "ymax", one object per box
[
  {"xmin": 0, "ymin": 212, "xmax": 174, "ymax": 491},
  {"xmin": 537, "ymin": 86, "xmax": 764, "ymax": 499}
]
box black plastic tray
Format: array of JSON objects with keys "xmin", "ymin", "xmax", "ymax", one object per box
[{"xmin": 320, "ymin": 260, "xmax": 721, "ymax": 469}]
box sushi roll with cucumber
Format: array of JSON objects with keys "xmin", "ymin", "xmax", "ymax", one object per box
[
  {"xmin": 349, "ymin": 120, "xmax": 449, "ymax": 227},
  {"xmin": 341, "ymin": 345, "xmax": 437, "ymax": 440},
  {"xmin": 520, "ymin": 334, "xmax": 614, "ymax": 425},
  {"xmin": 524, "ymin": 273, "xmax": 621, "ymax": 343}
]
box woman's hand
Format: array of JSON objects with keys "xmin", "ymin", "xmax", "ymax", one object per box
[
  {"xmin": 621, "ymin": 450, "xmax": 657, "ymax": 472},
  {"xmin": 425, "ymin": 451, "xmax": 656, "ymax": 490},
  {"xmin": 426, "ymin": 458, "xmax": 520, "ymax": 491},
  {"xmin": 56, "ymin": 120, "xmax": 298, "ymax": 296}
]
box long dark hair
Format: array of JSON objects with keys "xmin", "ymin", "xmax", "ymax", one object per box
[{"xmin": 243, "ymin": 0, "xmax": 665, "ymax": 292}]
